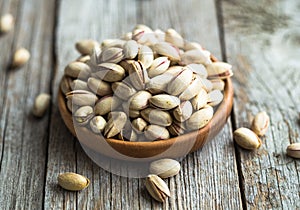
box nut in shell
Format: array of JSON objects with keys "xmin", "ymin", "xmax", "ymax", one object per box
[
  {"xmin": 129, "ymin": 90, "xmax": 152, "ymax": 110},
  {"xmin": 75, "ymin": 39, "xmax": 99, "ymax": 55},
  {"xmin": 104, "ymin": 111, "xmax": 127, "ymax": 138},
  {"xmin": 207, "ymin": 90, "xmax": 223, "ymax": 106},
  {"xmin": 173, "ymin": 101, "xmax": 193, "ymax": 122},
  {"xmin": 123, "ymin": 40, "xmax": 139, "ymax": 59},
  {"xmin": 145, "ymin": 174, "xmax": 170, "ymax": 202},
  {"xmin": 87, "ymin": 77, "xmax": 112, "ymax": 96},
  {"xmin": 165, "ymin": 28, "xmax": 184, "ymax": 49},
  {"xmin": 233, "ymin": 127, "xmax": 261, "ymax": 150},
  {"xmin": 74, "ymin": 106, "xmax": 94, "ymax": 126},
  {"xmin": 251, "ymin": 111, "xmax": 269, "ymax": 136},
  {"xmin": 149, "ymin": 158, "xmax": 181, "ymax": 178},
  {"xmin": 58, "ymin": 172, "xmax": 90, "ymax": 191},
  {"xmin": 94, "ymin": 95, "xmax": 121, "ymax": 115},
  {"xmin": 99, "ymin": 47, "xmax": 124, "ymax": 63},
  {"xmin": 144, "ymin": 125, "xmax": 170, "ymax": 141},
  {"xmin": 132, "ymin": 117, "xmax": 148, "ymax": 133},
  {"xmin": 141, "ymin": 108, "xmax": 173, "ymax": 127},
  {"xmin": 127, "ymin": 60, "xmax": 149, "ymax": 90},
  {"xmin": 286, "ymin": 143, "xmax": 300, "ymax": 158},
  {"xmin": 138, "ymin": 45, "xmax": 154, "ymax": 69},
  {"xmin": 12, "ymin": 48, "xmax": 31, "ymax": 68},
  {"xmin": 206, "ymin": 61, "xmax": 233, "ymax": 79},
  {"xmin": 153, "ymin": 42, "xmax": 180, "ymax": 62},
  {"xmin": 0, "ymin": 13, "xmax": 14, "ymax": 33},
  {"xmin": 167, "ymin": 68, "xmax": 193, "ymax": 95},
  {"xmin": 149, "ymin": 94, "xmax": 180, "ymax": 110},
  {"xmin": 186, "ymin": 105, "xmax": 213, "ymax": 130},
  {"xmin": 89, "ymin": 116, "xmax": 107, "ymax": 134},
  {"xmin": 148, "ymin": 57, "xmax": 170, "ymax": 78},
  {"xmin": 66, "ymin": 90, "xmax": 98, "ymax": 106},
  {"xmin": 95, "ymin": 63, "xmax": 125, "ymax": 82},
  {"xmin": 64, "ymin": 61, "xmax": 91, "ymax": 80},
  {"xmin": 112, "ymin": 81, "xmax": 136, "ymax": 100},
  {"xmin": 180, "ymin": 49, "xmax": 211, "ymax": 65},
  {"xmin": 168, "ymin": 121, "xmax": 186, "ymax": 136},
  {"xmin": 32, "ymin": 93, "xmax": 51, "ymax": 117}
]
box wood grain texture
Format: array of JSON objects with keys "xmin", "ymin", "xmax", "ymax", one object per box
[
  {"xmin": 222, "ymin": 0, "xmax": 300, "ymax": 208},
  {"xmin": 0, "ymin": 0, "xmax": 56, "ymax": 209},
  {"xmin": 45, "ymin": 0, "xmax": 243, "ymax": 209}
]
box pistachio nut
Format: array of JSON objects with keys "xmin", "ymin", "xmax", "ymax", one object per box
[
  {"xmin": 149, "ymin": 158, "xmax": 181, "ymax": 178},
  {"xmin": 165, "ymin": 28, "xmax": 184, "ymax": 48},
  {"xmin": 126, "ymin": 60, "xmax": 149, "ymax": 90},
  {"xmin": 179, "ymin": 75, "xmax": 203, "ymax": 101},
  {"xmin": 132, "ymin": 117, "xmax": 148, "ymax": 133},
  {"xmin": 0, "ymin": 13, "xmax": 14, "ymax": 33},
  {"xmin": 70, "ymin": 79, "xmax": 89, "ymax": 91},
  {"xmin": 145, "ymin": 174, "xmax": 170, "ymax": 202},
  {"xmin": 88, "ymin": 45, "xmax": 102, "ymax": 67},
  {"xmin": 233, "ymin": 127, "xmax": 261, "ymax": 150},
  {"xmin": 75, "ymin": 39, "xmax": 99, "ymax": 55},
  {"xmin": 112, "ymin": 81, "xmax": 136, "ymax": 100},
  {"xmin": 120, "ymin": 128, "xmax": 138, "ymax": 141},
  {"xmin": 94, "ymin": 95, "xmax": 121, "ymax": 115},
  {"xmin": 76, "ymin": 55, "xmax": 91, "ymax": 63},
  {"xmin": 211, "ymin": 79, "xmax": 225, "ymax": 91},
  {"xmin": 153, "ymin": 42, "xmax": 181, "ymax": 61},
  {"xmin": 207, "ymin": 90, "xmax": 223, "ymax": 106},
  {"xmin": 168, "ymin": 121, "xmax": 186, "ymax": 136},
  {"xmin": 148, "ymin": 57, "xmax": 170, "ymax": 78},
  {"xmin": 129, "ymin": 109, "xmax": 140, "ymax": 118},
  {"xmin": 186, "ymin": 105, "xmax": 213, "ymax": 130},
  {"xmin": 87, "ymin": 77, "xmax": 112, "ymax": 96},
  {"xmin": 66, "ymin": 90, "xmax": 98, "ymax": 106},
  {"xmin": 133, "ymin": 24, "xmax": 153, "ymax": 33},
  {"xmin": 191, "ymin": 88, "xmax": 208, "ymax": 110},
  {"xmin": 141, "ymin": 108, "xmax": 172, "ymax": 127},
  {"xmin": 184, "ymin": 41, "xmax": 202, "ymax": 51},
  {"xmin": 149, "ymin": 94, "xmax": 180, "ymax": 110},
  {"xmin": 146, "ymin": 73, "xmax": 173, "ymax": 94},
  {"xmin": 185, "ymin": 63, "xmax": 207, "ymax": 78},
  {"xmin": 286, "ymin": 143, "xmax": 300, "ymax": 158},
  {"xmin": 129, "ymin": 90, "xmax": 152, "ymax": 110},
  {"xmin": 32, "ymin": 93, "xmax": 51, "ymax": 117},
  {"xmin": 99, "ymin": 47, "xmax": 124, "ymax": 63},
  {"xmin": 74, "ymin": 106, "xmax": 94, "ymax": 126},
  {"xmin": 206, "ymin": 61, "xmax": 233, "ymax": 79},
  {"xmin": 121, "ymin": 32, "xmax": 132, "ymax": 40},
  {"xmin": 198, "ymin": 77, "xmax": 213, "ymax": 92},
  {"xmin": 58, "ymin": 172, "xmax": 90, "ymax": 191},
  {"xmin": 138, "ymin": 45, "xmax": 154, "ymax": 69},
  {"xmin": 12, "ymin": 48, "xmax": 30, "ymax": 68},
  {"xmin": 60, "ymin": 76, "xmax": 72, "ymax": 95},
  {"xmin": 167, "ymin": 68, "xmax": 193, "ymax": 95},
  {"xmin": 89, "ymin": 116, "xmax": 107, "ymax": 134},
  {"xmin": 94, "ymin": 63, "xmax": 125, "ymax": 82},
  {"xmin": 154, "ymin": 29, "xmax": 165, "ymax": 42},
  {"xmin": 251, "ymin": 111, "xmax": 270, "ymax": 136},
  {"xmin": 123, "ymin": 40, "xmax": 139, "ymax": 59},
  {"xmin": 64, "ymin": 61, "xmax": 91, "ymax": 80},
  {"xmin": 144, "ymin": 125, "xmax": 170, "ymax": 141},
  {"xmin": 101, "ymin": 39, "xmax": 125, "ymax": 50},
  {"xmin": 104, "ymin": 111, "xmax": 127, "ymax": 138},
  {"xmin": 173, "ymin": 101, "xmax": 193, "ymax": 122},
  {"xmin": 180, "ymin": 49, "xmax": 211, "ymax": 65}
]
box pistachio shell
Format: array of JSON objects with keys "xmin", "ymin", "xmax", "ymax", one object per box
[
  {"xmin": 149, "ymin": 158, "xmax": 181, "ymax": 178},
  {"xmin": 123, "ymin": 40, "xmax": 139, "ymax": 59},
  {"xmin": 0, "ymin": 13, "xmax": 14, "ymax": 33},
  {"xmin": 104, "ymin": 111, "xmax": 127, "ymax": 138},
  {"xmin": 191, "ymin": 88, "xmax": 208, "ymax": 110},
  {"xmin": 70, "ymin": 79, "xmax": 89, "ymax": 91},
  {"xmin": 12, "ymin": 48, "xmax": 31, "ymax": 68},
  {"xmin": 132, "ymin": 117, "xmax": 148, "ymax": 133},
  {"xmin": 180, "ymin": 49, "xmax": 211, "ymax": 65},
  {"xmin": 60, "ymin": 76, "xmax": 72, "ymax": 95},
  {"xmin": 206, "ymin": 62, "xmax": 233, "ymax": 79},
  {"xmin": 94, "ymin": 95, "xmax": 121, "ymax": 115},
  {"xmin": 153, "ymin": 42, "xmax": 181, "ymax": 61},
  {"xmin": 76, "ymin": 55, "xmax": 91, "ymax": 63},
  {"xmin": 148, "ymin": 57, "xmax": 170, "ymax": 78},
  {"xmin": 179, "ymin": 75, "xmax": 203, "ymax": 101},
  {"xmin": 101, "ymin": 39, "xmax": 125, "ymax": 50},
  {"xmin": 251, "ymin": 111, "xmax": 270, "ymax": 136},
  {"xmin": 129, "ymin": 90, "xmax": 152, "ymax": 110},
  {"xmin": 167, "ymin": 68, "xmax": 193, "ymax": 95},
  {"xmin": 99, "ymin": 47, "xmax": 124, "ymax": 63},
  {"xmin": 141, "ymin": 108, "xmax": 172, "ymax": 126},
  {"xmin": 58, "ymin": 172, "xmax": 90, "ymax": 191},
  {"xmin": 89, "ymin": 116, "xmax": 107, "ymax": 133},
  {"xmin": 211, "ymin": 79, "xmax": 225, "ymax": 91},
  {"xmin": 138, "ymin": 45, "xmax": 154, "ymax": 69},
  {"xmin": 286, "ymin": 143, "xmax": 300, "ymax": 158},
  {"xmin": 32, "ymin": 93, "xmax": 51, "ymax": 117},
  {"xmin": 149, "ymin": 94, "xmax": 180, "ymax": 110},
  {"xmin": 75, "ymin": 39, "xmax": 99, "ymax": 55},
  {"xmin": 74, "ymin": 106, "xmax": 94, "ymax": 126},
  {"xmin": 168, "ymin": 121, "xmax": 186, "ymax": 136},
  {"xmin": 127, "ymin": 60, "xmax": 149, "ymax": 90},
  {"xmin": 186, "ymin": 105, "xmax": 213, "ymax": 130},
  {"xmin": 144, "ymin": 125, "xmax": 170, "ymax": 141},
  {"xmin": 145, "ymin": 174, "xmax": 170, "ymax": 202},
  {"xmin": 66, "ymin": 90, "xmax": 98, "ymax": 106},
  {"xmin": 207, "ymin": 90, "xmax": 223, "ymax": 106},
  {"xmin": 112, "ymin": 81, "xmax": 137, "ymax": 100},
  {"xmin": 87, "ymin": 77, "xmax": 112, "ymax": 96},
  {"xmin": 184, "ymin": 41, "xmax": 202, "ymax": 51},
  {"xmin": 165, "ymin": 28, "xmax": 184, "ymax": 48},
  {"xmin": 146, "ymin": 73, "xmax": 173, "ymax": 94},
  {"xmin": 233, "ymin": 127, "xmax": 261, "ymax": 150},
  {"xmin": 95, "ymin": 63, "xmax": 125, "ymax": 82},
  {"xmin": 173, "ymin": 101, "xmax": 193, "ymax": 122},
  {"xmin": 185, "ymin": 63, "xmax": 208, "ymax": 78},
  {"xmin": 64, "ymin": 61, "xmax": 91, "ymax": 80}
]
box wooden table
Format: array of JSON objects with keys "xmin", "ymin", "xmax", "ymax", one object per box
[{"xmin": 0, "ymin": 0, "xmax": 299, "ymax": 209}]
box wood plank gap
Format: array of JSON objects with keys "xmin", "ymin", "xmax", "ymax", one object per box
[
  {"xmin": 0, "ymin": 107, "xmax": 9, "ymax": 172},
  {"xmin": 215, "ymin": 0, "xmax": 227, "ymax": 61}
]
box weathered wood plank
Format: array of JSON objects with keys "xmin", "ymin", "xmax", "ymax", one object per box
[
  {"xmin": 0, "ymin": 0, "xmax": 56, "ymax": 209},
  {"xmin": 222, "ymin": 0, "xmax": 300, "ymax": 208}
]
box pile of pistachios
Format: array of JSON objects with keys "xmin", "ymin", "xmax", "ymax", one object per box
[{"xmin": 60, "ymin": 24, "xmax": 233, "ymax": 141}]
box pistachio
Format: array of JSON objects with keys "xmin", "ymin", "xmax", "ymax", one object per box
[
  {"xmin": 149, "ymin": 94, "xmax": 180, "ymax": 110},
  {"xmin": 186, "ymin": 105, "xmax": 213, "ymax": 130},
  {"xmin": 211, "ymin": 79, "xmax": 225, "ymax": 91},
  {"xmin": 185, "ymin": 63, "xmax": 207, "ymax": 78},
  {"xmin": 206, "ymin": 61, "xmax": 233, "ymax": 79},
  {"xmin": 99, "ymin": 47, "xmax": 124, "ymax": 63},
  {"xmin": 64, "ymin": 61, "xmax": 91, "ymax": 80},
  {"xmin": 138, "ymin": 45, "xmax": 154, "ymax": 69},
  {"xmin": 148, "ymin": 57, "xmax": 170, "ymax": 78},
  {"xmin": 145, "ymin": 174, "xmax": 170, "ymax": 202},
  {"xmin": 123, "ymin": 40, "xmax": 139, "ymax": 59},
  {"xmin": 87, "ymin": 77, "xmax": 112, "ymax": 96},
  {"xmin": 198, "ymin": 77, "xmax": 213, "ymax": 92},
  {"xmin": 233, "ymin": 127, "xmax": 262, "ymax": 150},
  {"xmin": 149, "ymin": 158, "xmax": 180, "ymax": 178},
  {"xmin": 168, "ymin": 121, "xmax": 186, "ymax": 136},
  {"xmin": 66, "ymin": 99, "xmax": 79, "ymax": 113},
  {"xmin": 173, "ymin": 101, "xmax": 193, "ymax": 122},
  {"xmin": 101, "ymin": 39, "xmax": 125, "ymax": 50},
  {"xmin": 76, "ymin": 55, "xmax": 91, "ymax": 63},
  {"xmin": 120, "ymin": 128, "xmax": 138, "ymax": 141},
  {"xmin": 127, "ymin": 61, "xmax": 149, "ymax": 90},
  {"xmin": 133, "ymin": 24, "xmax": 153, "ymax": 33},
  {"xmin": 121, "ymin": 32, "xmax": 132, "ymax": 40},
  {"xmin": 207, "ymin": 90, "xmax": 223, "ymax": 106},
  {"xmin": 74, "ymin": 106, "xmax": 94, "ymax": 126},
  {"xmin": 286, "ymin": 143, "xmax": 300, "ymax": 158},
  {"xmin": 165, "ymin": 28, "xmax": 184, "ymax": 48},
  {"xmin": 75, "ymin": 39, "xmax": 99, "ymax": 55},
  {"xmin": 32, "ymin": 93, "xmax": 51, "ymax": 117},
  {"xmin": 112, "ymin": 81, "xmax": 136, "ymax": 100},
  {"xmin": 66, "ymin": 90, "xmax": 98, "ymax": 106},
  {"xmin": 94, "ymin": 95, "xmax": 121, "ymax": 115},
  {"xmin": 180, "ymin": 49, "xmax": 211, "ymax": 65},
  {"xmin": 129, "ymin": 90, "xmax": 152, "ymax": 110},
  {"xmin": 132, "ymin": 117, "xmax": 148, "ymax": 133},
  {"xmin": 104, "ymin": 111, "xmax": 127, "ymax": 138},
  {"xmin": 141, "ymin": 108, "xmax": 172, "ymax": 127},
  {"xmin": 184, "ymin": 41, "xmax": 202, "ymax": 51},
  {"xmin": 144, "ymin": 125, "xmax": 170, "ymax": 141},
  {"xmin": 167, "ymin": 68, "xmax": 193, "ymax": 95},
  {"xmin": 179, "ymin": 75, "xmax": 203, "ymax": 101},
  {"xmin": 89, "ymin": 116, "xmax": 107, "ymax": 133},
  {"xmin": 88, "ymin": 45, "xmax": 102, "ymax": 67},
  {"xmin": 11, "ymin": 48, "xmax": 30, "ymax": 68},
  {"xmin": 251, "ymin": 111, "xmax": 270, "ymax": 136},
  {"xmin": 154, "ymin": 29, "xmax": 165, "ymax": 42},
  {"xmin": 0, "ymin": 13, "xmax": 14, "ymax": 33},
  {"xmin": 58, "ymin": 172, "xmax": 90, "ymax": 191},
  {"xmin": 191, "ymin": 88, "xmax": 208, "ymax": 110},
  {"xmin": 94, "ymin": 63, "xmax": 125, "ymax": 82},
  {"xmin": 60, "ymin": 76, "xmax": 72, "ymax": 95},
  {"xmin": 70, "ymin": 79, "xmax": 89, "ymax": 91},
  {"xmin": 129, "ymin": 109, "xmax": 140, "ymax": 118},
  {"xmin": 153, "ymin": 42, "xmax": 181, "ymax": 61},
  {"xmin": 146, "ymin": 73, "xmax": 173, "ymax": 94}
]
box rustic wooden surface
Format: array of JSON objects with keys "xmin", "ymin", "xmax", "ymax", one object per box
[{"xmin": 0, "ymin": 0, "xmax": 299, "ymax": 209}]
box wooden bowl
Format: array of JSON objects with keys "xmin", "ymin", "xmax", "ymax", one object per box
[{"xmin": 58, "ymin": 77, "xmax": 233, "ymax": 161}]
